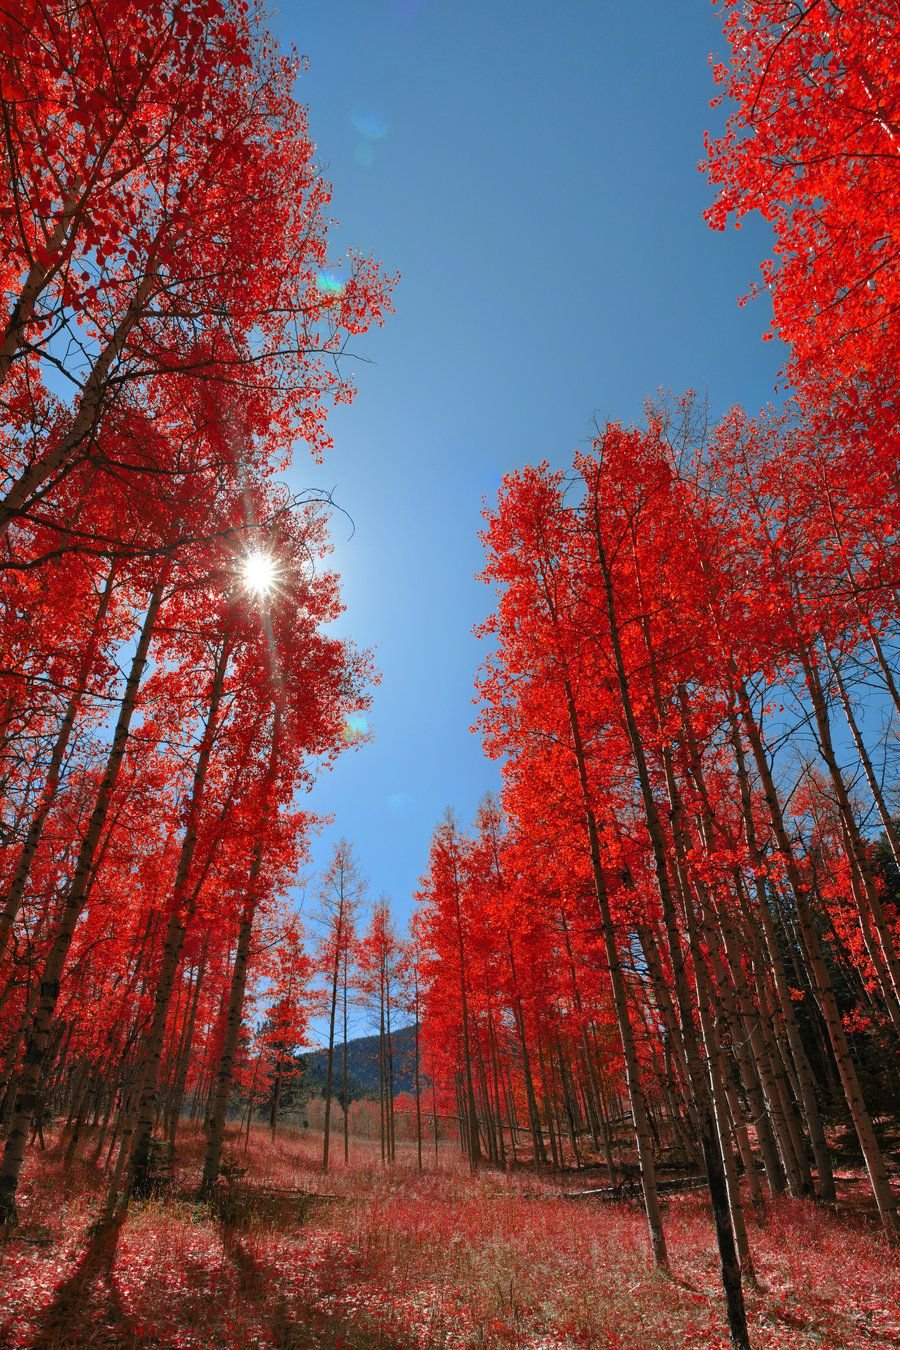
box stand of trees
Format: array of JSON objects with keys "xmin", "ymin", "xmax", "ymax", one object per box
[
  {"xmin": 414, "ymin": 5, "xmax": 899, "ymax": 1349},
  {"xmin": 0, "ymin": 0, "xmax": 390, "ymax": 1222}
]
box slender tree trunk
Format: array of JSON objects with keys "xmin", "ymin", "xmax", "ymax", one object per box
[
  {"xmin": 827, "ymin": 651, "xmax": 900, "ymax": 868},
  {"xmin": 342, "ymin": 948, "xmax": 350, "ymax": 1166},
  {"xmin": 62, "ymin": 1069, "xmax": 93, "ymax": 1169},
  {"xmin": 0, "ymin": 187, "xmax": 84, "ymax": 386},
  {"xmin": 166, "ymin": 940, "xmax": 210, "ymax": 1147},
  {"xmin": 386, "ymin": 985, "xmax": 396, "ymax": 1164},
  {"xmin": 0, "ymin": 264, "xmax": 160, "ymax": 537},
  {"xmin": 378, "ymin": 984, "xmax": 387, "ymax": 1166},
  {"xmin": 636, "ymin": 922, "xmax": 698, "ymax": 1142},
  {"xmin": 487, "ymin": 1002, "xmax": 507, "ymax": 1168},
  {"xmin": 201, "ymin": 834, "xmax": 265, "ymax": 1195},
  {"xmin": 735, "ymin": 679, "xmax": 898, "ymax": 1239},
  {"xmin": 555, "ymin": 1036, "xmax": 581, "ymax": 1169},
  {"xmin": 801, "ymin": 650, "xmax": 900, "ymax": 1023},
  {"xmin": 323, "ymin": 907, "xmax": 345, "ymax": 1174},
  {"xmin": 128, "ymin": 635, "xmax": 232, "ymax": 1197},
  {"xmin": 673, "ymin": 688, "xmax": 790, "ymax": 1198},
  {"xmin": 413, "ymin": 972, "xmax": 423, "ymax": 1171},
  {"xmin": 506, "ymin": 937, "xmax": 547, "ymax": 1167},
  {"xmin": 451, "ymin": 868, "xmax": 481, "ymax": 1171},
  {"xmin": 475, "ymin": 1037, "xmax": 497, "ymax": 1165},
  {"xmin": 269, "ymin": 1056, "xmax": 283, "ymax": 1137},
  {"xmin": 589, "ymin": 512, "xmax": 746, "ymax": 1344},
  {"xmin": 863, "ymin": 621, "xmax": 900, "ymax": 718},
  {"xmin": 0, "ymin": 565, "xmax": 116, "ymax": 961},
  {"xmin": 563, "ymin": 677, "xmax": 668, "ymax": 1269},
  {"xmin": 663, "ymin": 758, "xmax": 757, "ymax": 1286},
  {"xmin": 728, "ymin": 716, "xmax": 835, "ymax": 1201},
  {"xmin": 0, "ymin": 580, "xmax": 165, "ymax": 1223},
  {"xmin": 431, "ymin": 1074, "xmax": 440, "ymax": 1162},
  {"xmin": 0, "ymin": 978, "xmax": 41, "ymax": 1128},
  {"xmin": 242, "ymin": 1050, "xmax": 262, "ymax": 1155},
  {"xmin": 585, "ymin": 1029, "xmax": 618, "ymax": 1181},
  {"xmin": 713, "ymin": 905, "xmax": 794, "ymax": 1198},
  {"xmin": 454, "ymin": 1073, "xmax": 467, "ymax": 1159},
  {"xmin": 535, "ymin": 1031, "xmax": 560, "ymax": 1170},
  {"xmin": 503, "ymin": 1060, "xmax": 520, "ymax": 1164}
]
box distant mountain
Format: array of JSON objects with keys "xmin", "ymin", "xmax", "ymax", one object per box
[{"xmin": 301, "ymin": 1022, "xmax": 420, "ymax": 1100}]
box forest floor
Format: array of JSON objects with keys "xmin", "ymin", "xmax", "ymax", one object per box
[{"xmin": 0, "ymin": 1126, "xmax": 898, "ymax": 1349}]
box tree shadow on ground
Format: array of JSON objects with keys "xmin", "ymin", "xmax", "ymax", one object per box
[
  {"xmin": 220, "ymin": 1222, "xmax": 408, "ymax": 1350},
  {"xmin": 22, "ymin": 1209, "xmax": 136, "ymax": 1350}
]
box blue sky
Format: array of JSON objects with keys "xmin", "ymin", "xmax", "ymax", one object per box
[{"xmin": 274, "ymin": 1, "xmax": 784, "ymax": 932}]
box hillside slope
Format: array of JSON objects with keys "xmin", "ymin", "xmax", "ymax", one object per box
[{"xmin": 302, "ymin": 1022, "xmax": 419, "ymax": 1099}]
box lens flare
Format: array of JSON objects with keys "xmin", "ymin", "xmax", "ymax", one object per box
[
  {"xmin": 241, "ymin": 550, "xmax": 278, "ymax": 597},
  {"xmin": 351, "ymin": 108, "xmax": 389, "ymax": 140},
  {"xmin": 316, "ymin": 270, "xmax": 345, "ymax": 297},
  {"xmin": 342, "ymin": 712, "xmax": 370, "ymax": 743}
]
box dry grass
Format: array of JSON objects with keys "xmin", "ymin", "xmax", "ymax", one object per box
[{"xmin": 0, "ymin": 1126, "xmax": 898, "ymax": 1348}]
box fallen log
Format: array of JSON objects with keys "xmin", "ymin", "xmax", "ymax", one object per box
[{"xmin": 560, "ymin": 1175, "xmax": 708, "ymax": 1202}]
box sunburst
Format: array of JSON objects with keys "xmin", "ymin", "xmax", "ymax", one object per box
[{"xmin": 240, "ymin": 550, "xmax": 279, "ymax": 598}]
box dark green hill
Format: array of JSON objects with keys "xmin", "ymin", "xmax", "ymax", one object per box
[{"xmin": 301, "ymin": 1022, "xmax": 419, "ymax": 1101}]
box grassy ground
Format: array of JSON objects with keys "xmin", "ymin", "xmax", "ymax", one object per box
[{"xmin": 0, "ymin": 1126, "xmax": 898, "ymax": 1348}]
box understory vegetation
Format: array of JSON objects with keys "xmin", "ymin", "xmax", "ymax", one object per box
[{"xmin": 1, "ymin": 1127, "xmax": 898, "ymax": 1350}]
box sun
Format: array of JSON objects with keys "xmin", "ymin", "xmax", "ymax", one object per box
[{"xmin": 241, "ymin": 550, "xmax": 279, "ymax": 598}]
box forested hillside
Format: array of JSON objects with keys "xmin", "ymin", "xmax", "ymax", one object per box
[{"xmin": 303, "ymin": 1025, "xmax": 418, "ymax": 1101}]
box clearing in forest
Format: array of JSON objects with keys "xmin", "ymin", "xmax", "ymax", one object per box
[{"xmin": 1, "ymin": 1128, "xmax": 898, "ymax": 1349}]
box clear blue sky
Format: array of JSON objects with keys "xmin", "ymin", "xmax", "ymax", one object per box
[{"xmin": 274, "ymin": 1, "xmax": 784, "ymax": 930}]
